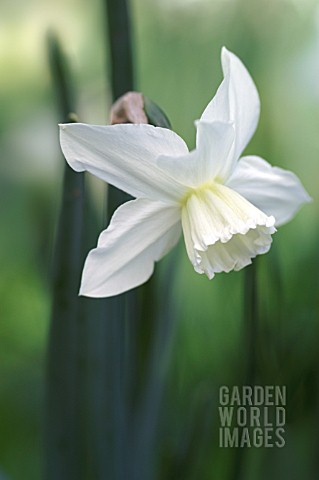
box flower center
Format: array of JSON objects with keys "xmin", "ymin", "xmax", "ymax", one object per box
[{"xmin": 180, "ymin": 181, "xmax": 219, "ymax": 208}]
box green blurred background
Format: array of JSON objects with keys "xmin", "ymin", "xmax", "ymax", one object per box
[{"xmin": 1, "ymin": 0, "xmax": 318, "ymax": 478}]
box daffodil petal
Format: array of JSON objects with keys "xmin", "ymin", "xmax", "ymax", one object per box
[
  {"xmin": 227, "ymin": 156, "xmax": 312, "ymax": 226},
  {"xmin": 79, "ymin": 199, "xmax": 181, "ymax": 297},
  {"xmin": 195, "ymin": 121, "xmax": 235, "ymax": 182},
  {"xmin": 157, "ymin": 121, "xmax": 235, "ymax": 187},
  {"xmin": 59, "ymin": 123, "xmax": 189, "ymax": 203},
  {"xmin": 197, "ymin": 47, "xmax": 260, "ymax": 178}
]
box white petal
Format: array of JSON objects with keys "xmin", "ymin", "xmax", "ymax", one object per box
[
  {"xmin": 157, "ymin": 121, "xmax": 234, "ymax": 187},
  {"xmin": 197, "ymin": 47, "xmax": 260, "ymax": 178},
  {"xmin": 181, "ymin": 182, "xmax": 275, "ymax": 277},
  {"xmin": 59, "ymin": 123, "xmax": 189, "ymax": 203},
  {"xmin": 79, "ymin": 199, "xmax": 181, "ymax": 297},
  {"xmin": 227, "ymin": 156, "xmax": 312, "ymax": 226}
]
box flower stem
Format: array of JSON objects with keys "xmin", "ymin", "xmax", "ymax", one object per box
[
  {"xmin": 104, "ymin": 0, "xmax": 134, "ymax": 102},
  {"xmin": 243, "ymin": 261, "xmax": 258, "ymax": 385},
  {"xmin": 86, "ymin": 2, "xmax": 136, "ymax": 479},
  {"xmin": 229, "ymin": 261, "xmax": 259, "ymax": 480},
  {"xmin": 45, "ymin": 33, "xmax": 85, "ymax": 480}
]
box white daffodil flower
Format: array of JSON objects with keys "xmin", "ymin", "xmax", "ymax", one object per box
[{"xmin": 60, "ymin": 47, "xmax": 311, "ymax": 298}]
